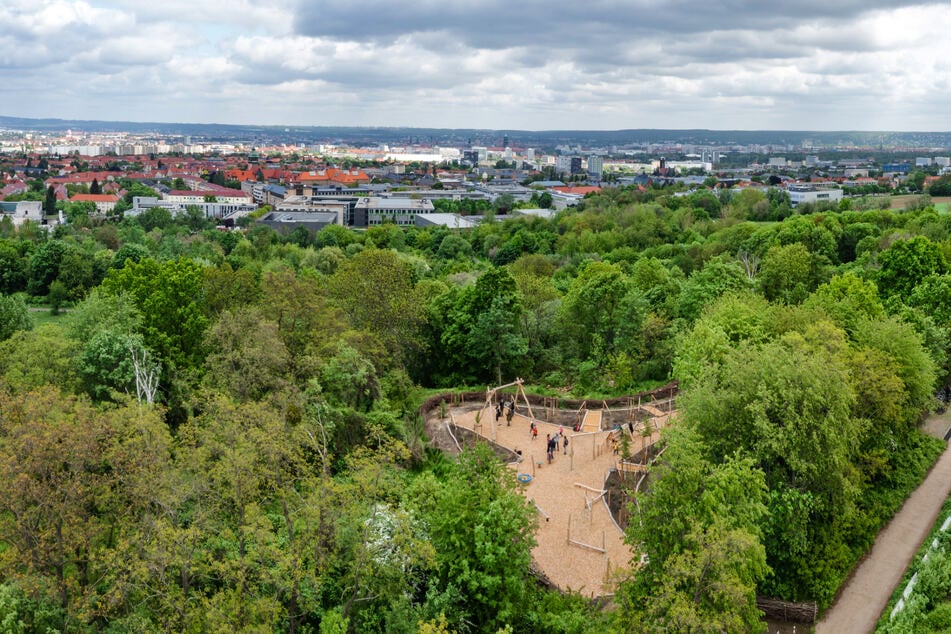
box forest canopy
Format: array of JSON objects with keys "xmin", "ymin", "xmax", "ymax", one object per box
[{"xmin": 0, "ymin": 183, "xmax": 948, "ymax": 632}]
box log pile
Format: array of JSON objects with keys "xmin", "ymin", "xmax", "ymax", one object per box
[{"xmin": 756, "ymin": 596, "xmax": 818, "ymax": 623}]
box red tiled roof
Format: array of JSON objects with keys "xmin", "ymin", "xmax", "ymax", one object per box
[
  {"xmin": 551, "ymin": 186, "xmax": 601, "ymax": 195},
  {"xmin": 71, "ymin": 194, "xmax": 118, "ymax": 203}
]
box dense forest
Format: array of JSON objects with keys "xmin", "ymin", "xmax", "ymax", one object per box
[{"xmin": 0, "ymin": 185, "xmax": 948, "ymax": 632}]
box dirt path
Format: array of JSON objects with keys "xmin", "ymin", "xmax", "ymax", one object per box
[
  {"xmin": 816, "ymin": 438, "xmax": 951, "ymax": 634},
  {"xmin": 451, "ymin": 406, "xmax": 670, "ymax": 597}
]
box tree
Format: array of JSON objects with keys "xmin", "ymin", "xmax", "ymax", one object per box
[
  {"xmin": 470, "ymin": 294, "xmax": 528, "ymax": 385},
  {"xmin": 78, "ymin": 330, "xmax": 153, "ymax": 401},
  {"xmin": 328, "ymin": 249, "xmax": 426, "ymax": 370},
  {"xmin": 803, "ymin": 272, "xmax": 884, "ymax": 334},
  {"xmin": 100, "ymin": 257, "xmax": 208, "ymax": 369},
  {"xmin": 43, "ymin": 185, "xmax": 56, "ymax": 214},
  {"xmin": 620, "ymin": 427, "xmax": 769, "ymax": 633},
  {"xmin": 757, "ymin": 242, "xmax": 829, "ymax": 304},
  {"xmin": 27, "ymin": 239, "xmax": 68, "ymax": 296},
  {"xmin": 421, "ymin": 444, "xmax": 536, "ymax": 631},
  {"xmin": 877, "ymin": 235, "xmax": 946, "ymax": 300},
  {"xmin": 0, "ymin": 240, "xmax": 28, "ymax": 294},
  {"xmin": 676, "ymin": 257, "xmax": 753, "ymax": 321},
  {"xmin": 204, "ymin": 308, "xmax": 291, "ymax": 401},
  {"xmin": 89, "ymin": 178, "xmax": 101, "ymax": 195},
  {"xmin": 0, "ymin": 294, "xmax": 32, "ymax": 341},
  {"xmin": 47, "ymin": 280, "xmax": 67, "ymax": 315}
]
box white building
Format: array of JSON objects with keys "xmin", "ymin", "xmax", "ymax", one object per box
[
  {"xmin": 787, "ymin": 185, "xmax": 843, "ymax": 207},
  {"xmin": 353, "ymin": 197, "xmax": 435, "ymax": 227}
]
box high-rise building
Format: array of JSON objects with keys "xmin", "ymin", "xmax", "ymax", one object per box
[{"xmin": 587, "ymin": 155, "xmax": 603, "ymax": 177}]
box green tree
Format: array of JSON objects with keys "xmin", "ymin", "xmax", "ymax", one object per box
[
  {"xmin": 328, "ymin": 249, "xmax": 426, "ymax": 370},
  {"xmin": 43, "ymin": 185, "xmax": 56, "ymax": 214},
  {"xmin": 0, "ymin": 294, "xmax": 32, "ymax": 341},
  {"xmin": 757, "ymin": 242, "xmax": 829, "ymax": 304},
  {"xmin": 620, "ymin": 427, "xmax": 769, "ymax": 633},
  {"xmin": 421, "ymin": 444, "xmax": 536, "ymax": 631},
  {"xmin": 101, "ymin": 257, "xmax": 208, "ymax": 369},
  {"xmin": 877, "ymin": 235, "xmax": 946, "ymax": 300},
  {"xmin": 78, "ymin": 330, "xmax": 151, "ymax": 401},
  {"xmin": 204, "ymin": 308, "xmax": 291, "ymax": 401},
  {"xmin": 27, "ymin": 239, "xmax": 68, "ymax": 296},
  {"xmin": 470, "ymin": 294, "xmax": 528, "ymax": 385}
]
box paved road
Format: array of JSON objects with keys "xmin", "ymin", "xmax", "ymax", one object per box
[{"xmin": 815, "ymin": 442, "xmax": 951, "ymax": 634}]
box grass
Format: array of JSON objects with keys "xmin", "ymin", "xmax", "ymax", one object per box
[
  {"xmin": 29, "ymin": 308, "xmax": 70, "ymax": 328},
  {"xmin": 875, "ymin": 494, "xmax": 951, "ymax": 630}
]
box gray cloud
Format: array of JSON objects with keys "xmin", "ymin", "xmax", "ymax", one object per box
[{"xmin": 0, "ymin": 0, "xmax": 947, "ymax": 130}]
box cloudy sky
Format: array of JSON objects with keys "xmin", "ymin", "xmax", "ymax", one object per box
[{"xmin": 1, "ymin": 0, "xmax": 949, "ymax": 130}]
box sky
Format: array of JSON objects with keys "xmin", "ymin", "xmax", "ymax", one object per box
[{"xmin": 1, "ymin": 0, "xmax": 950, "ymax": 131}]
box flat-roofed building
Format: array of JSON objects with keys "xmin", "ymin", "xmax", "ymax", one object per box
[
  {"xmin": 258, "ymin": 211, "xmax": 340, "ymax": 234},
  {"xmin": 414, "ymin": 213, "xmax": 478, "ymax": 229},
  {"xmin": 787, "ymin": 184, "xmax": 843, "ymax": 207},
  {"xmin": 276, "ymin": 196, "xmax": 349, "ymax": 225},
  {"xmin": 353, "ymin": 197, "xmax": 434, "ymax": 227}
]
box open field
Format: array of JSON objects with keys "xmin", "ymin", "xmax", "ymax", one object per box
[{"xmin": 888, "ymin": 195, "xmax": 951, "ymax": 210}]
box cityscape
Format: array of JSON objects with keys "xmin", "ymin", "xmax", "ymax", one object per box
[{"xmin": 3, "ymin": 117, "xmax": 951, "ymax": 234}]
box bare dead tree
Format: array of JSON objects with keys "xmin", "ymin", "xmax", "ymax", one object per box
[
  {"xmin": 738, "ymin": 250, "xmax": 760, "ymax": 282},
  {"xmin": 130, "ymin": 344, "xmax": 160, "ymax": 405}
]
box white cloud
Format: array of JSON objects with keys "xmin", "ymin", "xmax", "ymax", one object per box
[{"xmin": 0, "ymin": 0, "xmax": 950, "ymax": 129}]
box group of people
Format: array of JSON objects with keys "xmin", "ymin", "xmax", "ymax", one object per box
[
  {"xmin": 495, "ymin": 399, "xmax": 516, "ymax": 426},
  {"xmin": 536, "ymin": 426, "xmax": 568, "ymax": 464}
]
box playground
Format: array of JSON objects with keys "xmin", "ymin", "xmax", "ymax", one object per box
[{"xmin": 429, "ymin": 380, "xmax": 676, "ymax": 598}]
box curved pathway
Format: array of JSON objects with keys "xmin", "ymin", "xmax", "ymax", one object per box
[{"xmin": 816, "ymin": 438, "xmax": 951, "ymax": 634}]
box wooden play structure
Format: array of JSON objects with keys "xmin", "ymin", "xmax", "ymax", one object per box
[{"xmin": 433, "ymin": 380, "xmax": 678, "ymax": 597}]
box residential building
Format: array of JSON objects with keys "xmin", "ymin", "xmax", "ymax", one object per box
[
  {"xmin": 0, "ymin": 200, "xmax": 43, "ymax": 226},
  {"xmin": 70, "ymin": 193, "xmax": 118, "ymax": 213}
]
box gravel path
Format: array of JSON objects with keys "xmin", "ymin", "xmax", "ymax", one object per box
[
  {"xmin": 452, "ymin": 405, "xmax": 669, "ymax": 597},
  {"xmin": 815, "ymin": 439, "xmax": 951, "ymax": 634}
]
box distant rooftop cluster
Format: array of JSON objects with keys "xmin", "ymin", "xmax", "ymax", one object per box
[{"xmin": 2, "ymin": 120, "xmax": 950, "ymax": 232}]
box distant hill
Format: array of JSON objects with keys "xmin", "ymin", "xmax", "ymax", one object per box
[{"xmin": 1, "ymin": 114, "xmax": 950, "ymax": 149}]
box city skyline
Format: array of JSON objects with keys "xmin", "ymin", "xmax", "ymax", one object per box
[{"xmin": 2, "ymin": 1, "xmax": 949, "ymax": 131}]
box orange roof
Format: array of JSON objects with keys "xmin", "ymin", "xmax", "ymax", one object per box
[
  {"xmin": 551, "ymin": 186, "xmax": 601, "ymax": 196},
  {"xmin": 296, "ymin": 167, "xmax": 370, "ymax": 185},
  {"xmin": 71, "ymin": 194, "xmax": 118, "ymax": 202}
]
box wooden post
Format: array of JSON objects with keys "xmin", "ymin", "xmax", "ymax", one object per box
[
  {"xmin": 567, "ymin": 513, "xmax": 571, "ymax": 544},
  {"xmin": 532, "ymin": 455, "xmax": 536, "ymax": 477},
  {"xmin": 517, "ymin": 379, "xmax": 536, "ymax": 422}
]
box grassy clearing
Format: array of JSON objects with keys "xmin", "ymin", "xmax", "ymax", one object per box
[{"xmin": 29, "ymin": 308, "xmax": 70, "ymax": 328}]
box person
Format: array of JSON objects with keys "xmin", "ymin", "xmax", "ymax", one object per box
[
  {"xmin": 506, "ymin": 405, "xmax": 514, "ymax": 426},
  {"xmin": 563, "ymin": 434, "xmax": 569, "ymax": 455},
  {"xmin": 546, "ymin": 434, "xmax": 553, "ymax": 463},
  {"xmin": 495, "ymin": 403, "xmax": 502, "ymax": 424},
  {"xmin": 532, "ymin": 426, "xmax": 538, "ymax": 440}
]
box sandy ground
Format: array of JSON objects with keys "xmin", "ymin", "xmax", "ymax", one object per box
[
  {"xmin": 815, "ymin": 416, "xmax": 951, "ymax": 634},
  {"xmin": 451, "ymin": 405, "xmax": 668, "ymax": 597}
]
